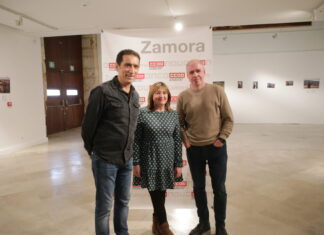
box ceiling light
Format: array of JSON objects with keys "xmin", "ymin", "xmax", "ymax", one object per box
[
  {"xmin": 81, "ymin": 0, "xmax": 89, "ymax": 7},
  {"xmin": 174, "ymin": 21, "xmax": 183, "ymax": 31},
  {"xmin": 163, "ymin": 0, "xmax": 184, "ymax": 31},
  {"xmin": 0, "ymin": 4, "xmax": 57, "ymax": 30},
  {"xmin": 15, "ymin": 16, "xmax": 23, "ymax": 26}
]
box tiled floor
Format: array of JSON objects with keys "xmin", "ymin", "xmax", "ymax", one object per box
[{"xmin": 0, "ymin": 124, "xmax": 323, "ymax": 235}]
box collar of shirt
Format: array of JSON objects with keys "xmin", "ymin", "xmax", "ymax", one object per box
[{"xmin": 112, "ymin": 75, "xmax": 135, "ymax": 97}]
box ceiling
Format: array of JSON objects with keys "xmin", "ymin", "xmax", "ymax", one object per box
[{"xmin": 1, "ymin": 0, "xmax": 324, "ymax": 35}]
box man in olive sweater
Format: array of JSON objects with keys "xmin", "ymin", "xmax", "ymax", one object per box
[{"xmin": 177, "ymin": 60, "xmax": 233, "ymax": 235}]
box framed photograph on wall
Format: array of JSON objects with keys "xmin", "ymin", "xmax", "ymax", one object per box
[
  {"xmin": 286, "ymin": 81, "xmax": 294, "ymax": 86},
  {"xmin": 267, "ymin": 83, "xmax": 275, "ymax": 88},
  {"xmin": 238, "ymin": 81, "xmax": 243, "ymax": 88},
  {"xmin": 252, "ymin": 81, "xmax": 258, "ymax": 89},
  {"xmin": 213, "ymin": 81, "xmax": 224, "ymax": 88},
  {"xmin": 304, "ymin": 79, "xmax": 320, "ymax": 89},
  {"xmin": 0, "ymin": 77, "xmax": 10, "ymax": 93}
]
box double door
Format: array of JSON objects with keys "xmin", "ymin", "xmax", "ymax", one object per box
[{"xmin": 44, "ymin": 36, "xmax": 84, "ymax": 135}]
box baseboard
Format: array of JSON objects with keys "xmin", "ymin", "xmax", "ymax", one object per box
[{"xmin": 0, "ymin": 137, "xmax": 48, "ymax": 157}]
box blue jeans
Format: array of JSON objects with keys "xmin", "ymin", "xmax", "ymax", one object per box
[
  {"xmin": 187, "ymin": 144, "xmax": 227, "ymax": 227},
  {"xmin": 92, "ymin": 153, "xmax": 132, "ymax": 235}
]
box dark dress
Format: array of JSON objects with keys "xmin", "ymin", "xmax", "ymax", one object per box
[{"xmin": 133, "ymin": 108, "xmax": 183, "ymax": 191}]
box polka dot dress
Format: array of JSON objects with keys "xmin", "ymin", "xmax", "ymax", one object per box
[{"xmin": 133, "ymin": 108, "xmax": 183, "ymax": 191}]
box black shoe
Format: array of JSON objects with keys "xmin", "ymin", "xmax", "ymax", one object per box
[
  {"xmin": 189, "ymin": 222, "xmax": 211, "ymax": 235},
  {"xmin": 216, "ymin": 226, "xmax": 228, "ymax": 235}
]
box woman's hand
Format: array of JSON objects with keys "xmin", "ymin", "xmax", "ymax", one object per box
[
  {"xmin": 133, "ymin": 165, "xmax": 141, "ymax": 178},
  {"xmin": 183, "ymin": 140, "xmax": 191, "ymax": 148},
  {"xmin": 174, "ymin": 167, "xmax": 182, "ymax": 178}
]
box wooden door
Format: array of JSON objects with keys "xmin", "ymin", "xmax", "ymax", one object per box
[{"xmin": 44, "ymin": 36, "xmax": 84, "ymax": 135}]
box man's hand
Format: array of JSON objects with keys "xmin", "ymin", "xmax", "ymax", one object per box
[
  {"xmin": 174, "ymin": 167, "xmax": 182, "ymax": 178},
  {"xmin": 133, "ymin": 165, "xmax": 141, "ymax": 178},
  {"xmin": 183, "ymin": 140, "xmax": 191, "ymax": 148},
  {"xmin": 213, "ymin": 139, "xmax": 224, "ymax": 148}
]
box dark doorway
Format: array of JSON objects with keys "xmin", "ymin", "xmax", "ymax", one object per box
[{"xmin": 44, "ymin": 35, "xmax": 84, "ymax": 135}]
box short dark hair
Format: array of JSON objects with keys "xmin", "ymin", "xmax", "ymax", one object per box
[{"xmin": 116, "ymin": 49, "xmax": 140, "ymax": 65}]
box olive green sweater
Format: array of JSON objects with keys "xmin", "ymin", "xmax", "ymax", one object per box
[{"xmin": 177, "ymin": 83, "xmax": 234, "ymax": 146}]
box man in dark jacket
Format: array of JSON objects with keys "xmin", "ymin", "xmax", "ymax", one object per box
[{"xmin": 82, "ymin": 49, "xmax": 140, "ymax": 235}]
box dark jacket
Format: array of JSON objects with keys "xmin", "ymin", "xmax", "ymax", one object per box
[{"xmin": 81, "ymin": 76, "xmax": 140, "ymax": 165}]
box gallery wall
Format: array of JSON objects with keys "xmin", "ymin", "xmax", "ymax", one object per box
[
  {"xmin": 213, "ymin": 23, "xmax": 324, "ymax": 124},
  {"xmin": 0, "ymin": 26, "xmax": 47, "ymax": 155},
  {"xmin": 1, "ymin": 22, "xmax": 323, "ymax": 155}
]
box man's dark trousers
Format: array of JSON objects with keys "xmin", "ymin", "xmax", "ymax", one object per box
[{"xmin": 187, "ymin": 143, "xmax": 227, "ymax": 227}]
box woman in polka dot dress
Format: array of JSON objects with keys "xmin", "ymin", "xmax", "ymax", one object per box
[{"xmin": 133, "ymin": 82, "xmax": 183, "ymax": 235}]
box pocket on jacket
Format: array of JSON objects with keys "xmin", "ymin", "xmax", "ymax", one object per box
[
  {"xmin": 133, "ymin": 102, "xmax": 140, "ymax": 108},
  {"xmin": 110, "ymin": 100, "xmax": 123, "ymax": 108}
]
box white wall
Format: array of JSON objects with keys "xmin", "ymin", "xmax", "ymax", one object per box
[
  {"xmin": 213, "ymin": 24, "xmax": 324, "ymax": 124},
  {"xmin": 0, "ymin": 26, "xmax": 47, "ymax": 155},
  {"xmin": 1, "ymin": 23, "xmax": 323, "ymax": 156}
]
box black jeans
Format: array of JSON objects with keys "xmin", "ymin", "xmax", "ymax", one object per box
[
  {"xmin": 187, "ymin": 144, "xmax": 228, "ymax": 227},
  {"xmin": 149, "ymin": 190, "xmax": 167, "ymax": 224}
]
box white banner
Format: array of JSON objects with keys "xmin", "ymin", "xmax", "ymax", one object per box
[
  {"xmin": 100, "ymin": 27, "xmax": 213, "ymax": 205},
  {"xmin": 100, "ymin": 26, "xmax": 213, "ymax": 109}
]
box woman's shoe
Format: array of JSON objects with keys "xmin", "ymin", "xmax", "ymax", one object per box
[
  {"xmin": 157, "ymin": 222, "xmax": 174, "ymax": 235},
  {"xmin": 152, "ymin": 215, "xmax": 159, "ymax": 234}
]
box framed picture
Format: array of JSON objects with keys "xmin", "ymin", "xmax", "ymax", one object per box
[
  {"xmin": 286, "ymin": 81, "xmax": 293, "ymax": 86},
  {"xmin": 238, "ymin": 81, "xmax": 243, "ymax": 88},
  {"xmin": 0, "ymin": 77, "xmax": 10, "ymax": 93},
  {"xmin": 252, "ymin": 81, "xmax": 258, "ymax": 89},
  {"xmin": 267, "ymin": 83, "xmax": 275, "ymax": 88},
  {"xmin": 213, "ymin": 81, "xmax": 224, "ymax": 88},
  {"xmin": 304, "ymin": 80, "xmax": 319, "ymax": 89}
]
